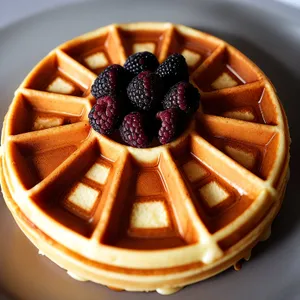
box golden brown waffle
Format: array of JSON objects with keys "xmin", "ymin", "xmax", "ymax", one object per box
[{"xmin": 0, "ymin": 23, "xmax": 290, "ymax": 295}]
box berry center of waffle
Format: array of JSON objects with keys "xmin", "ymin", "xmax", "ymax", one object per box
[{"xmin": 89, "ymin": 52, "xmax": 200, "ymax": 148}]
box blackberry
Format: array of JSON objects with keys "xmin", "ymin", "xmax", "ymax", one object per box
[
  {"xmin": 88, "ymin": 96, "xmax": 119, "ymax": 135},
  {"xmin": 156, "ymin": 108, "xmax": 180, "ymax": 145},
  {"xmin": 124, "ymin": 51, "xmax": 159, "ymax": 76},
  {"xmin": 163, "ymin": 81, "xmax": 200, "ymax": 114},
  {"xmin": 156, "ymin": 53, "xmax": 189, "ymax": 90},
  {"xmin": 120, "ymin": 112, "xmax": 152, "ymax": 148},
  {"xmin": 91, "ymin": 64, "xmax": 127, "ymax": 99},
  {"xmin": 127, "ymin": 71, "xmax": 163, "ymax": 111}
]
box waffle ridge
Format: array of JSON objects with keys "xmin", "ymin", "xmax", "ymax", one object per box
[{"xmin": 0, "ymin": 23, "xmax": 290, "ymax": 294}]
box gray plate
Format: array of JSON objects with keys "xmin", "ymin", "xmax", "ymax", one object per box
[{"xmin": 0, "ymin": 1, "xmax": 299, "ymax": 299}]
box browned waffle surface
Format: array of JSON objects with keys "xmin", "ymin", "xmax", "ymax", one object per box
[{"xmin": 0, "ymin": 23, "xmax": 290, "ymax": 294}]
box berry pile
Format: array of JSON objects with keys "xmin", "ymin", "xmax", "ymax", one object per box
[{"xmin": 89, "ymin": 51, "xmax": 200, "ymax": 148}]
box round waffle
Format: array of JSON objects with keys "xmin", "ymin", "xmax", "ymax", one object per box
[{"xmin": 0, "ymin": 23, "xmax": 290, "ymax": 294}]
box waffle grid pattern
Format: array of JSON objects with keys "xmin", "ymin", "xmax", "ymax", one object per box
[{"xmin": 1, "ymin": 23, "xmax": 289, "ymax": 290}]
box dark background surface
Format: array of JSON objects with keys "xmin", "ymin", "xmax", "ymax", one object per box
[{"xmin": 0, "ymin": 1, "xmax": 299, "ymax": 299}]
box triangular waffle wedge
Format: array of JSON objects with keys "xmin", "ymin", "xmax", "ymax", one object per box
[{"xmin": 0, "ymin": 23, "xmax": 290, "ymax": 294}]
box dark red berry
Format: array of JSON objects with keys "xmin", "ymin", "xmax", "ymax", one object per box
[
  {"xmin": 127, "ymin": 71, "xmax": 163, "ymax": 111},
  {"xmin": 156, "ymin": 53, "xmax": 189, "ymax": 90},
  {"xmin": 88, "ymin": 96, "xmax": 119, "ymax": 135},
  {"xmin": 163, "ymin": 81, "xmax": 200, "ymax": 113},
  {"xmin": 156, "ymin": 108, "xmax": 181, "ymax": 145},
  {"xmin": 91, "ymin": 64, "xmax": 127, "ymax": 99},
  {"xmin": 124, "ymin": 51, "xmax": 159, "ymax": 76},
  {"xmin": 120, "ymin": 112, "xmax": 152, "ymax": 148}
]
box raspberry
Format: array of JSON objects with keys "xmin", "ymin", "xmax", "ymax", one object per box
[
  {"xmin": 156, "ymin": 108, "xmax": 180, "ymax": 145},
  {"xmin": 88, "ymin": 96, "xmax": 119, "ymax": 135},
  {"xmin": 163, "ymin": 82, "xmax": 200, "ymax": 114},
  {"xmin": 120, "ymin": 112, "xmax": 152, "ymax": 148},
  {"xmin": 124, "ymin": 51, "xmax": 159, "ymax": 76},
  {"xmin": 91, "ymin": 64, "xmax": 127, "ymax": 99},
  {"xmin": 127, "ymin": 71, "xmax": 163, "ymax": 111},
  {"xmin": 156, "ymin": 53, "xmax": 189, "ymax": 90}
]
